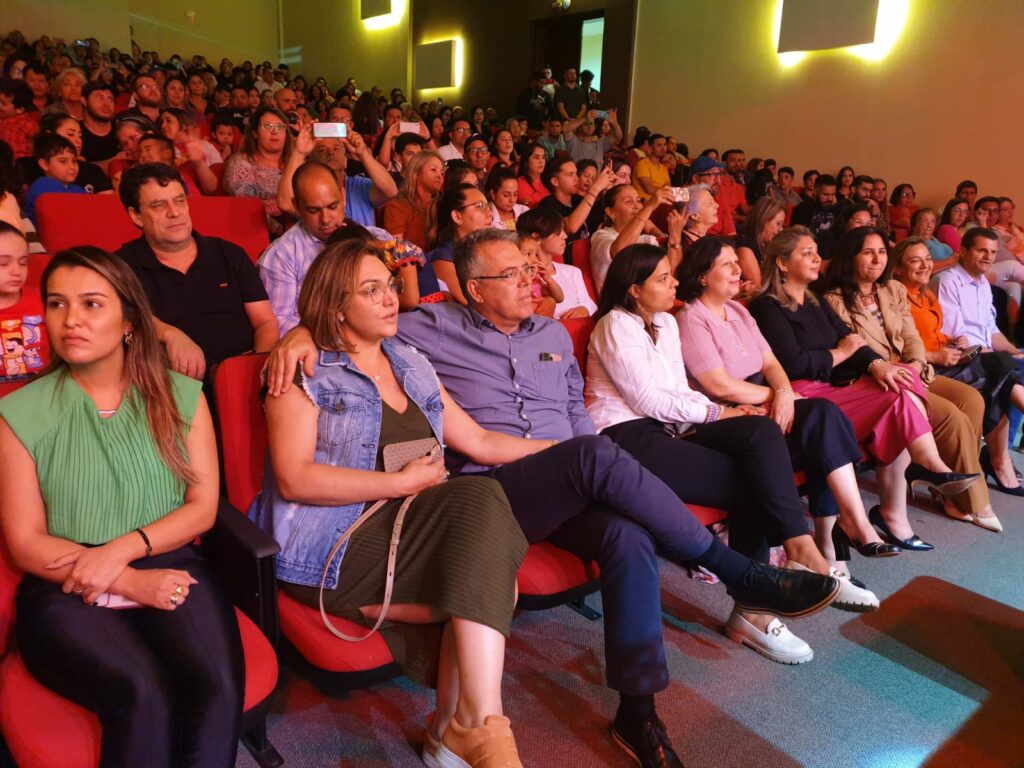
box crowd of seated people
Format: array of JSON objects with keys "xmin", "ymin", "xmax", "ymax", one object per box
[{"xmin": 0, "ymin": 26, "xmax": 1022, "ymax": 768}]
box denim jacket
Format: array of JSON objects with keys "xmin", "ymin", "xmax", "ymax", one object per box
[{"xmin": 251, "ymin": 339, "xmax": 444, "ymax": 588}]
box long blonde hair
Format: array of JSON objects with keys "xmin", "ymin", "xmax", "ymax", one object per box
[
  {"xmin": 41, "ymin": 247, "xmax": 196, "ymax": 485},
  {"xmin": 759, "ymin": 225, "xmax": 819, "ymax": 310}
]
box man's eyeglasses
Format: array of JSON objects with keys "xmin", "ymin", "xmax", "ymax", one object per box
[
  {"xmin": 450, "ymin": 127, "xmax": 470, "ymax": 134},
  {"xmin": 358, "ymin": 277, "xmax": 404, "ymax": 304},
  {"xmin": 467, "ymin": 147, "xmax": 490, "ymax": 155},
  {"xmin": 471, "ymin": 264, "xmax": 538, "ymax": 283},
  {"xmin": 260, "ymin": 122, "xmax": 287, "ymax": 134},
  {"xmin": 460, "ymin": 200, "xmax": 490, "ymax": 213}
]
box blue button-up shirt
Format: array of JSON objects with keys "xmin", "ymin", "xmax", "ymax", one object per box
[
  {"xmin": 935, "ymin": 263, "xmax": 999, "ymax": 348},
  {"xmin": 397, "ymin": 303, "xmax": 595, "ymax": 473}
]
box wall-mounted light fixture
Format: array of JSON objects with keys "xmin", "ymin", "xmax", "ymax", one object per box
[
  {"xmin": 775, "ymin": 0, "xmax": 910, "ymax": 67},
  {"xmin": 415, "ymin": 37, "xmax": 464, "ymax": 90},
  {"xmin": 362, "ymin": 0, "xmax": 406, "ymax": 31}
]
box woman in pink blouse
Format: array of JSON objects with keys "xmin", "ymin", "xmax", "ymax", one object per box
[
  {"xmin": 675, "ymin": 237, "xmax": 901, "ymax": 582},
  {"xmin": 516, "ymin": 142, "xmax": 549, "ymax": 208}
]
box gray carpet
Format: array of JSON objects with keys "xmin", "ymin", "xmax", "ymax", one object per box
[{"xmin": 237, "ymin": 454, "xmax": 1024, "ymax": 768}]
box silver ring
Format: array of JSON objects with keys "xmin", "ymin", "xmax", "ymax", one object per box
[
  {"xmin": 170, "ymin": 595, "xmax": 179, "ymax": 605},
  {"xmin": 175, "ymin": 586, "xmax": 184, "ymax": 595}
]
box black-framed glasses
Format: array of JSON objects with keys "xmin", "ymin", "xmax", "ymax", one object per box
[
  {"xmin": 358, "ymin": 277, "xmax": 404, "ymax": 303},
  {"xmin": 471, "ymin": 264, "xmax": 538, "ymax": 283}
]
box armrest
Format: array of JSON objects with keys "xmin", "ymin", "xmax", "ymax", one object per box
[{"xmin": 206, "ymin": 497, "xmax": 280, "ymax": 647}]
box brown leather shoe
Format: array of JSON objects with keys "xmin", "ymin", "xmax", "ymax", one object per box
[{"xmin": 437, "ymin": 715, "xmax": 523, "ymax": 768}]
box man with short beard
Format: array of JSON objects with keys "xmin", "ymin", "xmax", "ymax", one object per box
[
  {"xmin": 79, "ymin": 82, "xmax": 119, "ymax": 166},
  {"xmin": 122, "ymin": 73, "xmax": 161, "ymax": 124}
]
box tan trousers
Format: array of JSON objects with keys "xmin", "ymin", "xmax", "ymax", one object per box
[{"xmin": 927, "ymin": 375, "xmax": 988, "ymax": 515}]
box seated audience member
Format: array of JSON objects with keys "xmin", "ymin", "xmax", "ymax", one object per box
[
  {"xmin": 488, "ymin": 128, "xmax": 519, "ymax": 170},
  {"xmin": 117, "ymin": 163, "xmax": 278, "ymax": 378},
  {"xmin": 79, "ymin": 81, "xmax": 119, "ymax": 166},
  {"xmin": 208, "ymin": 113, "xmax": 236, "ymax": 161},
  {"xmin": 676, "ymin": 237, "xmax": 890, "ymax": 584},
  {"xmin": 735, "ymin": 196, "xmax": 786, "ymax": 288},
  {"xmin": 791, "ymin": 174, "xmax": 840, "ymax": 259},
  {"xmin": 44, "ymin": 67, "xmax": 86, "ymax": 120},
  {"xmin": 277, "ymin": 123, "xmax": 397, "ymax": 229},
  {"xmin": 986, "ymin": 196, "xmax": 1024, "ymax": 308},
  {"xmin": 0, "ymin": 247, "xmax": 244, "ymax": 768},
  {"xmin": 835, "ymin": 166, "xmax": 855, "ymax": 201},
  {"xmin": 838, "ymin": 203, "xmax": 874, "ymax": 236},
  {"xmin": 443, "ymin": 160, "xmax": 478, "ymax": 192},
  {"xmin": 137, "ymin": 133, "xmax": 213, "ymax": 195},
  {"xmin": 909, "ymin": 207, "xmax": 954, "ymax": 268},
  {"xmin": 0, "ymin": 223, "xmax": 47, "ymax": 382},
  {"xmin": 680, "ymin": 182, "xmax": 720, "ymax": 250},
  {"xmin": 848, "ymin": 175, "xmax": 875, "ymax": 206},
  {"xmin": 388, "ymin": 132, "xmax": 427, "ymax": 182},
  {"xmin": 24, "ymin": 62, "xmax": 51, "ymax": 113},
  {"xmin": 587, "ymin": 243, "xmax": 873, "ymax": 663},
  {"xmin": 516, "ymin": 142, "xmax": 549, "ymax": 208},
  {"xmin": 935, "ymin": 228, "xmax": 1024, "ymax": 452},
  {"xmin": 426, "ymin": 183, "xmax": 495, "ymax": 305},
  {"xmin": 719, "ymin": 149, "xmax": 750, "ymax": 224},
  {"xmin": 745, "ymin": 168, "xmax": 775, "ymax": 208},
  {"xmin": 518, "ymin": 231, "xmax": 563, "ymax": 317},
  {"xmin": 216, "ymin": 86, "xmax": 250, "ymax": 132},
  {"xmin": 17, "ymin": 112, "xmax": 112, "ymax": 193},
  {"xmin": 254, "ymin": 239, "xmax": 530, "ymax": 768},
  {"xmin": 567, "ymin": 108, "xmax": 622, "ymax": 165},
  {"xmin": 261, "ymin": 160, "xmax": 399, "ymax": 330},
  {"xmin": 463, "ymin": 133, "xmax": 491, "ymax": 183},
  {"xmin": 108, "ymin": 114, "xmax": 153, "ymax": 191},
  {"xmin": 383, "ymin": 150, "xmax": 444, "ymax": 250},
  {"xmin": 824, "ymin": 228, "xmax": 994, "ymax": 529},
  {"xmin": 159, "ymin": 107, "xmax": 221, "ymax": 166},
  {"xmin": 0, "ymin": 77, "xmax": 38, "ymax": 159},
  {"xmin": 536, "ymin": 116, "xmax": 572, "ymax": 159},
  {"xmin": 632, "ymin": 134, "xmax": 670, "ymax": 200},
  {"xmin": 223, "ymin": 106, "xmax": 292, "ymax": 236},
  {"xmin": 437, "ymin": 117, "xmax": 470, "ymax": 162},
  {"xmin": 122, "ymin": 73, "xmax": 162, "ymax": 125},
  {"xmin": 995, "ymin": 197, "xmax": 1024, "ymax": 257},
  {"xmin": 892, "ymin": 237, "xmax": 1024, "ymax": 502},
  {"xmin": 689, "ymin": 155, "xmax": 735, "ymax": 236},
  {"xmin": 955, "ymin": 179, "xmax": 978, "ymax": 223},
  {"xmin": 574, "ymin": 159, "xmax": 607, "ymax": 235},
  {"xmin": 486, "ymin": 167, "xmax": 528, "ymax": 230},
  {"xmin": 23, "ymin": 134, "xmax": 86, "ymax": 227},
  {"xmin": 626, "ymin": 128, "xmax": 651, "ymax": 169},
  {"xmin": 749, "ymin": 227, "xmax": 980, "ymax": 551},
  {"xmin": 515, "ymin": 208, "xmax": 596, "ymax": 319},
  {"xmin": 871, "ymin": 178, "xmax": 890, "ymax": 234},
  {"xmin": 535, "ymin": 155, "xmax": 615, "ymax": 261},
  {"xmin": 887, "ymin": 183, "xmax": 917, "ymax": 242},
  {"xmin": 936, "ymin": 197, "xmax": 970, "ymax": 253},
  {"xmin": 0, "ymin": 146, "xmax": 26, "ymax": 233},
  {"xmin": 590, "ymin": 184, "xmax": 679, "ymax": 294},
  {"xmin": 800, "ymin": 169, "xmax": 819, "ymax": 201}
]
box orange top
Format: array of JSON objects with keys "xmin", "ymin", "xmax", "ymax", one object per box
[
  {"xmin": 905, "ymin": 284, "xmax": 949, "ymax": 352},
  {"xmin": 382, "ymin": 197, "xmax": 430, "ymax": 250}
]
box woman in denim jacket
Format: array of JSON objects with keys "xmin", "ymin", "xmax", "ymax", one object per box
[{"xmin": 254, "ymin": 239, "xmax": 556, "ymax": 768}]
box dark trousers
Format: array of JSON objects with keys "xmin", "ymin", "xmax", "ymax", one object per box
[
  {"xmin": 784, "ymin": 398, "xmax": 863, "ymax": 518},
  {"xmin": 16, "ymin": 546, "xmax": 245, "ymax": 768},
  {"xmin": 603, "ymin": 415, "xmax": 812, "ymax": 563},
  {"xmin": 479, "ymin": 434, "xmax": 715, "ymax": 695}
]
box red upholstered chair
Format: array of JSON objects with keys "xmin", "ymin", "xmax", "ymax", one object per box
[
  {"xmin": 570, "ymin": 237, "xmax": 598, "ymax": 303},
  {"xmin": 35, "ymin": 194, "xmax": 270, "ymax": 263},
  {"xmin": 0, "ymin": 392, "xmax": 283, "ymax": 768}
]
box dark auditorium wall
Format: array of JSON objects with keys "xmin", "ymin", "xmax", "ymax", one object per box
[
  {"xmin": 630, "ymin": 0, "xmax": 1024, "ymax": 206},
  {"xmin": 409, "ymin": 0, "xmax": 637, "ymax": 125}
]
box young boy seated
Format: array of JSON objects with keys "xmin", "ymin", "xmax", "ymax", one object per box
[
  {"xmin": 23, "ymin": 134, "xmax": 86, "ymax": 227},
  {"xmin": 0, "ymin": 222, "xmax": 47, "ymax": 384},
  {"xmin": 0, "ymin": 78, "xmax": 39, "ymax": 160},
  {"xmin": 208, "ymin": 113, "xmax": 236, "ymax": 162}
]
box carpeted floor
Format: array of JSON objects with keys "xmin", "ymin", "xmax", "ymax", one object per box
[{"xmin": 234, "ymin": 456, "xmax": 1024, "ymax": 768}]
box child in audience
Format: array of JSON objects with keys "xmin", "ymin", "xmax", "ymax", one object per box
[
  {"xmin": 0, "ymin": 223, "xmax": 47, "ymax": 383},
  {"xmin": 0, "ymin": 78, "xmax": 39, "ymax": 160},
  {"xmin": 519, "ymin": 231, "xmax": 562, "ymax": 317},
  {"xmin": 23, "ymin": 134, "xmax": 86, "ymax": 227},
  {"xmin": 209, "ymin": 114, "xmax": 236, "ymax": 161},
  {"xmin": 516, "ymin": 208, "xmax": 596, "ymax": 319}
]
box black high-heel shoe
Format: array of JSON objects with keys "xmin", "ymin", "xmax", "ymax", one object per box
[
  {"xmin": 905, "ymin": 464, "xmax": 980, "ymax": 497},
  {"xmin": 830, "ymin": 523, "xmax": 902, "ymax": 560},
  {"xmin": 980, "ymin": 445, "xmax": 1024, "ymax": 497},
  {"xmin": 868, "ymin": 506, "xmax": 934, "ymax": 551}
]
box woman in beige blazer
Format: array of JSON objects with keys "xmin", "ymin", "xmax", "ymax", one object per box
[{"xmin": 824, "ymin": 227, "xmax": 1000, "ymax": 532}]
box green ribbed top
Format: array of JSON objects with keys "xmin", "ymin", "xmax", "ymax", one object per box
[{"xmin": 0, "ymin": 369, "xmax": 201, "ymax": 544}]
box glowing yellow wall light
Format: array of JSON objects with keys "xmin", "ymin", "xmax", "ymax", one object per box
[
  {"xmin": 363, "ymin": 0, "xmax": 406, "ymax": 31},
  {"xmin": 416, "ymin": 36, "xmax": 464, "ymax": 92},
  {"xmin": 774, "ymin": 0, "xmax": 910, "ymax": 67}
]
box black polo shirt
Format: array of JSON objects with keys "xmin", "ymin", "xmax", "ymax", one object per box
[{"xmin": 117, "ymin": 231, "xmax": 268, "ymax": 367}]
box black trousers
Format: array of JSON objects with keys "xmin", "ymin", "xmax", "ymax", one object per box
[
  {"xmin": 15, "ymin": 546, "xmax": 244, "ymax": 768},
  {"xmin": 603, "ymin": 415, "xmax": 815, "ymax": 562}
]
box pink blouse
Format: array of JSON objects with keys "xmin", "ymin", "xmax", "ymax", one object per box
[{"xmin": 675, "ymin": 299, "xmax": 770, "ymax": 391}]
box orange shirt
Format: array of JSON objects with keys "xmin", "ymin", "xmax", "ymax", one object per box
[
  {"xmin": 905, "ymin": 285, "xmax": 949, "ymax": 352},
  {"xmin": 382, "ymin": 197, "xmax": 430, "ymax": 250}
]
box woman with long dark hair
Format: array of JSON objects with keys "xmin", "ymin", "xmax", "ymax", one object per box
[
  {"xmin": 516, "ymin": 142, "xmax": 549, "ymax": 208},
  {"xmin": 222, "ymin": 105, "xmax": 292, "ymax": 235},
  {"xmin": 426, "ymin": 183, "xmax": 493, "ymax": 305}
]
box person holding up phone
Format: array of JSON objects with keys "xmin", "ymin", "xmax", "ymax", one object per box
[{"xmin": 893, "ymin": 237, "xmax": 1024, "ymax": 503}]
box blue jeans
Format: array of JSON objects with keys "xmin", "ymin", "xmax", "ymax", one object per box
[{"xmin": 477, "ymin": 434, "xmax": 715, "ymax": 695}]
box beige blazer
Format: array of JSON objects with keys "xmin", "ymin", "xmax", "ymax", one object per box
[{"xmin": 825, "ymin": 280, "xmax": 935, "ymax": 383}]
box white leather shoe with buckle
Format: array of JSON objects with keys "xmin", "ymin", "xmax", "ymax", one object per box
[{"xmin": 725, "ymin": 608, "xmax": 813, "ymax": 665}]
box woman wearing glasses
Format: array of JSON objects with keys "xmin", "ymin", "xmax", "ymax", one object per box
[
  {"xmin": 425, "ymin": 183, "xmax": 494, "ymax": 305},
  {"xmin": 222, "ymin": 106, "xmax": 292, "ymax": 236},
  {"xmin": 256, "ymin": 238, "xmax": 544, "ymax": 767}
]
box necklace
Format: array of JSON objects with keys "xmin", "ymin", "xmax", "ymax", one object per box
[
  {"xmin": 97, "ymin": 408, "xmax": 118, "ymax": 417},
  {"xmin": 370, "ymin": 353, "xmax": 386, "ymax": 383}
]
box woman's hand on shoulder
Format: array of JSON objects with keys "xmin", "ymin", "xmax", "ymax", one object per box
[{"xmin": 267, "ymin": 326, "xmax": 317, "ymax": 396}]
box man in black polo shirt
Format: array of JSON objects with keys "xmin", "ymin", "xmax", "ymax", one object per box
[
  {"xmin": 80, "ymin": 81, "xmax": 120, "ymax": 167},
  {"xmin": 116, "ymin": 163, "xmax": 279, "ymax": 380},
  {"xmin": 535, "ymin": 155, "xmax": 615, "ymax": 262}
]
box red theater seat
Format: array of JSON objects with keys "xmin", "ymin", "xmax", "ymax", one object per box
[
  {"xmin": 35, "ymin": 193, "xmax": 270, "ymax": 263},
  {"xmin": 571, "ymin": 238, "xmax": 598, "ymax": 303}
]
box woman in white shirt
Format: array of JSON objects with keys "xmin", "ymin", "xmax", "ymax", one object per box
[
  {"xmin": 586, "ymin": 243, "xmax": 874, "ymax": 665},
  {"xmin": 516, "ymin": 208, "xmax": 596, "ymax": 320},
  {"xmin": 486, "ymin": 167, "xmax": 528, "ymax": 230}
]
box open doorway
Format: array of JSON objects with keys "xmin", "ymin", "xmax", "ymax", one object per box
[{"xmin": 531, "ymin": 11, "xmax": 605, "ymax": 91}]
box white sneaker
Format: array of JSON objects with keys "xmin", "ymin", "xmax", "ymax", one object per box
[
  {"xmin": 787, "ymin": 561, "xmax": 880, "ymax": 612},
  {"xmin": 725, "ymin": 608, "xmax": 813, "ymax": 665}
]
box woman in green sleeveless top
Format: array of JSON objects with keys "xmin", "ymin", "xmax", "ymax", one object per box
[{"xmin": 0, "ymin": 247, "xmax": 244, "ymax": 768}]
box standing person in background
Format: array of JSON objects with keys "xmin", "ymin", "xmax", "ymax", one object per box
[{"xmin": 554, "ymin": 67, "xmax": 588, "ymax": 121}]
